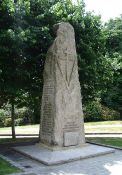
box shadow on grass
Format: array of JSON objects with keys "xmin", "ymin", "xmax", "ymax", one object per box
[
  {"xmin": 86, "ymin": 137, "xmax": 122, "ymax": 148},
  {"xmin": 0, "ymin": 137, "xmax": 39, "ymax": 146}
]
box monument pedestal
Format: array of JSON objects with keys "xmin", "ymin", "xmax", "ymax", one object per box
[{"xmin": 13, "ymin": 144, "xmax": 115, "ymax": 165}]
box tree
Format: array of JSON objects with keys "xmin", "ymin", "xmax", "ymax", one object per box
[
  {"xmin": 40, "ymin": 0, "xmax": 108, "ymax": 103},
  {"xmin": 0, "ymin": 0, "xmax": 28, "ymax": 138},
  {"xmin": 101, "ymin": 16, "xmax": 122, "ymax": 119},
  {"xmin": 0, "ymin": 0, "xmax": 117, "ymax": 125}
]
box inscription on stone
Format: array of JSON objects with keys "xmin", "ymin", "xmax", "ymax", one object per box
[{"xmin": 40, "ymin": 80, "xmax": 54, "ymax": 143}]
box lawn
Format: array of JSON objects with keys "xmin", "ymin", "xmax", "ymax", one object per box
[
  {"xmin": 85, "ymin": 120, "xmax": 122, "ymax": 133},
  {"xmin": 0, "ymin": 124, "xmax": 39, "ymax": 135},
  {"xmin": 0, "ymin": 121, "xmax": 121, "ymax": 135},
  {"xmin": 86, "ymin": 137, "xmax": 122, "ymax": 148},
  {"xmin": 85, "ymin": 120, "xmax": 122, "ymax": 126},
  {"xmin": 85, "ymin": 127, "xmax": 122, "ymax": 133},
  {"xmin": 0, "ymin": 157, "xmax": 21, "ymax": 175}
]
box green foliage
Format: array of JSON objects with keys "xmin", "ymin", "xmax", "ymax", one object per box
[
  {"xmin": 4, "ymin": 118, "xmax": 11, "ymax": 127},
  {"xmin": 15, "ymin": 107, "xmax": 34, "ymax": 125},
  {"xmin": 0, "ymin": 0, "xmax": 27, "ymax": 107},
  {"xmin": 104, "ymin": 15, "xmax": 122, "ymax": 54},
  {"xmin": 84, "ymin": 101, "xmax": 120, "ymax": 122},
  {"xmin": 102, "ymin": 16, "xmax": 122, "ymax": 112},
  {"xmin": 101, "ymin": 105, "xmax": 120, "ymax": 121},
  {"xmin": 0, "ymin": 0, "xmax": 121, "ymax": 124},
  {"xmin": 0, "ymin": 106, "xmax": 34, "ymax": 127},
  {"xmin": 84, "ymin": 101, "xmax": 102, "ymax": 122},
  {"xmin": 0, "ymin": 109, "xmax": 6, "ymax": 127},
  {"xmin": 0, "ymin": 106, "xmax": 10, "ymax": 127},
  {"xmin": 0, "ymin": 0, "xmax": 105, "ymax": 115}
]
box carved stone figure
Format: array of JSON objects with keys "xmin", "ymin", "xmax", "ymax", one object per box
[{"xmin": 39, "ymin": 22, "xmax": 85, "ymax": 147}]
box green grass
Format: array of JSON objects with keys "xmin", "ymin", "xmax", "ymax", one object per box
[
  {"xmin": 0, "ymin": 157, "xmax": 21, "ymax": 175},
  {"xmin": 85, "ymin": 127, "xmax": 122, "ymax": 133},
  {"xmin": 0, "ymin": 124, "xmax": 39, "ymax": 135},
  {"xmin": 85, "ymin": 120, "xmax": 122, "ymax": 126},
  {"xmin": 0, "ymin": 121, "xmax": 121, "ymax": 135},
  {"xmin": 86, "ymin": 137, "xmax": 122, "ymax": 148},
  {"xmin": 85, "ymin": 120, "xmax": 122, "ymax": 133}
]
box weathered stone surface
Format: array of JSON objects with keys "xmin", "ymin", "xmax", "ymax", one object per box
[{"xmin": 39, "ymin": 22, "xmax": 85, "ymax": 147}]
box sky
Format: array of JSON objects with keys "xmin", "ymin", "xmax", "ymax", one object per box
[{"xmin": 73, "ymin": 0, "xmax": 122, "ymax": 22}]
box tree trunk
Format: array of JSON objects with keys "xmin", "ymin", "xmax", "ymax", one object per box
[{"xmin": 11, "ymin": 97, "xmax": 16, "ymax": 139}]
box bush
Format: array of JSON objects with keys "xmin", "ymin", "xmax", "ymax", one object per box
[
  {"xmin": 15, "ymin": 118, "xmax": 25, "ymax": 126},
  {"xmin": 0, "ymin": 109, "xmax": 10, "ymax": 127},
  {"xmin": 4, "ymin": 118, "xmax": 11, "ymax": 127},
  {"xmin": 84, "ymin": 101, "xmax": 120, "ymax": 122},
  {"xmin": 83, "ymin": 101, "xmax": 102, "ymax": 122},
  {"xmin": 0, "ymin": 106, "xmax": 34, "ymax": 127},
  {"xmin": 15, "ymin": 107, "xmax": 34, "ymax": 125},
  {"xmin": 101, "ymin": 105, "xmax": 120, "ymax": 121},
  {"xmin": 0, "ymin": 109, "xmax": 5, "ymax": 127}
]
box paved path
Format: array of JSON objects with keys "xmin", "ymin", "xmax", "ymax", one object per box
[{"xmin": 0, "ymin": 144, "xmax": 122, "ymax": 175}]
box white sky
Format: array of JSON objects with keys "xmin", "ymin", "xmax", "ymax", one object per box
[{"xmin": 73, "ymin": 0, "xmax": 122, "ymax": 22}]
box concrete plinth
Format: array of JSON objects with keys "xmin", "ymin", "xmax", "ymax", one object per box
[{"xmin": 13, "ymin": 144, "xmax": 115, "ymax": 165}]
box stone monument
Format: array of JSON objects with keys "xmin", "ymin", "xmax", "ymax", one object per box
[
  {"xmin": 13, "ymin": 22, "xmax": 115, "ymax": 165},
  {"xmin": 39, "ymin": 22, "xmax": 85, "ymax": 148}
]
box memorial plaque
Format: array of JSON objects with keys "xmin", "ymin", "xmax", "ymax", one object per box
[{"xmin": 64, "ymin": 132, "xmax": 79, "ymax": 146}]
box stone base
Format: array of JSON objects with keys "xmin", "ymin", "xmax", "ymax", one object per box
[{"xmin": 13, "ymin": 144, "xmax": 115, "ymax": 165}]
